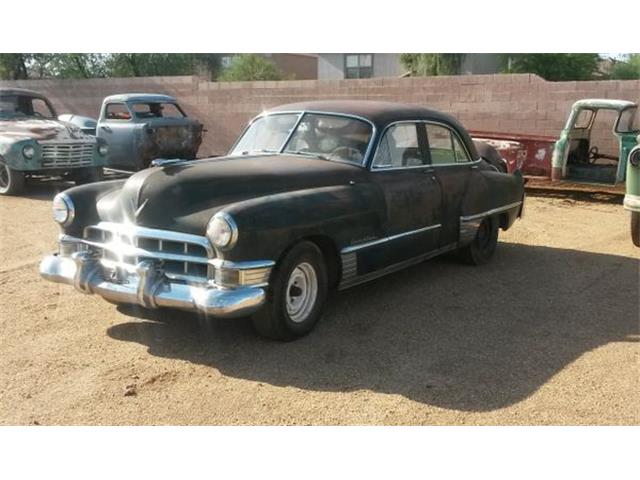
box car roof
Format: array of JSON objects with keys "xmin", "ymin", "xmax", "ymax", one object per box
[
  {"xmin": 572, "ymin": 99, "xmax": 637, "ymax": 111},
  {"xmin": 266, "ymin": 100, "xmax": 466, "ymax": 131},
  {"xmin": 0, "ymin": 87, "xmax": 48, "ymax": 99},
  {"xmin": 103, "ymin": 93, "xmax": 177, "ymax": 103}
]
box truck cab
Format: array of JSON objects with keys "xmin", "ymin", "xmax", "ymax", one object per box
[
  {"xmin": 551, "ymin": 99, "xmax": 638, "ymax": 185},
  {"xmin": 96, "ymin": 93, "xmax": 203, "ymax": 170}
]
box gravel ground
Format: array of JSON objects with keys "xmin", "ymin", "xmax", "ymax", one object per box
[{"xmin": 0, "ymin": 181, "xmax": 638, "ymax": 425}]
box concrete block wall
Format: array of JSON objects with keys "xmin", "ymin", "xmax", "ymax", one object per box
[{"xmin": 2, "ymin": 74, "xmax": 638, "ymax": 157}]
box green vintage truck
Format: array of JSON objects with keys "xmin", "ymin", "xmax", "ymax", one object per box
[
  {"xmin": 0, "ymin": 88, "xmax": 108, "ymax": 195},
  {"xmin": 626, "ymin": 138, "xmax": 640, "ymax": 246}
]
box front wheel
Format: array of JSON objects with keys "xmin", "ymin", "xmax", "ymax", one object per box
[
  {"xmin": 251, "ymin": 241, "xmax": 328, "ymax": 341},
  {"xmin": 459, "ymin": 215, "xmax": 499, "ymax": 265},
  {"xmin": 72, "ymin": 167, "xmax": 104, "ymax": 185},
  {"xmin": 0, "ymin": 162, "xmax": 25, "ymax": 195},
  {"xmin": 631, "ymin": 212, "xmax": 640, "ymax": 247}
]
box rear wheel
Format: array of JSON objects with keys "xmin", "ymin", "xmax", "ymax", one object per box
[
  {"xmin": 459, "ymin": 215, "xmax": 499, "ymax": 265},
  {"xmin": 0, "ymin": 162, "xmax": 25, "ymax": 195},
  {"xmin": 631, "ymin": 212, "xmax": 640, "ymax": 247},
  {"xmin": 251, "ymin": 241, "xmax": 328, "ymax": 341}
]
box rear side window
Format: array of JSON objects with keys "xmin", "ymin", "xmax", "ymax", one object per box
[
  {"xmin": 105, "ymin": 103, "xmax": 131, "ymax": 120},
  {"xmin": 426, "ymin": 124, "xmax": 470, "ymax": 164},
  {"xmin": 372, "ymin": 123, "xmax": 424, "ymax": 168}
]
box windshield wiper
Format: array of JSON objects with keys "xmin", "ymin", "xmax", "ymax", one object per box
[{"xmin": 289, "ymin": 150, "xmax": 331, "ymax": 161}]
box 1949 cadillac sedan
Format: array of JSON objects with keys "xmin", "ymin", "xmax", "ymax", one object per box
[{"xmin": 40, "ymin": 101, "xmax": 525, "ymax": 340}]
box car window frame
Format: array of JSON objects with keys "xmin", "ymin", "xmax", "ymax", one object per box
[
  {"xmin": 424, "ymin": 121, "xmax": 476, "ymax": 167},
  {"xmin": 103, "ymin": 102, "xmax": 133, "ymax": 122},
  {"xmin": 370, "ymin": 121, "xmax": 429, "ymax": 171}
]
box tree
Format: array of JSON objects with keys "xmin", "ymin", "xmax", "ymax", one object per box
[
  {"xmin": 0, "ymin": 54, "xmax": 29, "ymax": 80},
  {"xmin": 502, "ymin": 53, "xmax": 600, "ymax": 81},
  {"xmin": 609, "ymin": 54, "xmax": 640, "ymax": 80},
  {"xmin": 400, "ymin": 54, "xmax": 466, "ymax": 76},
  {"xmin": 218, "ymin": 54, "xmax": 283, "ymax": 81}
]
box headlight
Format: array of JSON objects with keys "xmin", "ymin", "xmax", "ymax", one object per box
[
  {"xmin": 22, "ymin": 145, "xmax": 35, "ymax": 159},
  {"xmin": 206, "ymin": 212, "xmax": 238, "ymax": 250},
  {"xmin": 98, "ymin": 144, "xmax": 109, "ymax": 156},
  {"xmin": 52, "ymin": 193, "xmax": 75, "ymax": 226},
  {"xmin": 630, "ymin": 148, "xmax": 640, "ymax": 167}
]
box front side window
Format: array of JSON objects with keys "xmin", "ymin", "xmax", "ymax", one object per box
[
  {"xmin": 616, "ymin": 107, "xmax": 638, "ymax": 133},
  {"xmin": 372, "ymin": 123, "xmax": 423, "ymax": 169},
  {"xmin": 345, "ymin": 54, "xmax": 373, "ymax": 79},
  {"xmin": 105, "ymin": 103, "xmax": 132, "ymax": 121},
  {"xmin": 230, "ymin": 113, "xmax": 373, "ymax": 165},
  {"xmin": 426, "ymin": 124, "xmax": 469, "ymax": 165},
  {"xmin": 0, "ymin": 95, "xmax": 55, "ymax": 119},
  {"xmin": 130, "ymin": 102, "xmax": 186, "ymax": 119}
]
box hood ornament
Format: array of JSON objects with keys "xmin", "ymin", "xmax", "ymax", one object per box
[{"xmin": 150, "ymin": 158, "xmax": 187, "ymax": 168}]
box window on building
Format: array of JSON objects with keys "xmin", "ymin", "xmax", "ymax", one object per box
[{"xmin": 345, "ymin": 54, "xmax": 373, "ymax": 79}]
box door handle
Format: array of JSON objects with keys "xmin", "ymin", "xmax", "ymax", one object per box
[
  {"xmin": 101, "ymin": 125, "xmax": 112, "ymax": 133},
  {"xmin": 423, "ymin": 169, "xmax": 436, "ymax": 181}
]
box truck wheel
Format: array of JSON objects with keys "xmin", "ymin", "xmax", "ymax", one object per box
[
  {"xmin": 632, "ymin": 212, "xmax": 640, "ymax": 247},
  {"xmin": 251, "ymin": 241, "xmax": 328, "ymax": 341},
  {"xmin": 459, "ymin": 215, "xmax": 499, "ymax": 265},
  {"xmin": 72, "ymin": 167, "xmax": 104, "ymax": 185},
  {"xmin": 0, "ymin": 162, "xmax": 25, "ymax": 195}
]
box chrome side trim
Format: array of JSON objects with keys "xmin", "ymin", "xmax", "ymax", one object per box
[
  {"xmin": 460, "ymin": 201, "xmax": 523, "ymax": 222},
  {"xmin": 341, "ymin": 224, "xmax": 441, "ymax": 253},
  {"xmin": 209, "ymin": 259, "xmax": 275, "ymax": 270},
  {"xmin": 340, "ymin": 252, "xmax": 358, "ymax": 283},
  {"xmin": 339, "ymin": 243, "xmax": 458, "ymax": 290}
]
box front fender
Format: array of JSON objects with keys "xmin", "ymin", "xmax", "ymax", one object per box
[
  {"xmin": 57, "ymin": 180, "xmax": 127, "ymax": 237},
  {"xmin": 221, "ymin": 183, "xmax": 385, "ymax": 262}
]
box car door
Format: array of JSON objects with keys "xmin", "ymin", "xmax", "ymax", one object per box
[
  {"xmin": 361, "ymin": 122, "xmax": 443, "ymax": 273},
  {"xmin": 97, "ymin": 102, "xmax": 135, "ymax": 169},
  {"xmin": 425, "ymin": 122, "xmax": 475, "ymax": 247}
]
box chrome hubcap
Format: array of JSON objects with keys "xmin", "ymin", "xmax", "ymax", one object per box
[{"xmin": 286, "ymin": 262, "xmax": 318, "ymax": 323}]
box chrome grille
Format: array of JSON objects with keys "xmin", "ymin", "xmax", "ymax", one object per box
[
  {"xmin": 41, "ymin": 142, "xmax": 95, "ymax": 168},
  {"xmin": 83, "ymin": 222, "xmax": 212, "ymax": 284}
]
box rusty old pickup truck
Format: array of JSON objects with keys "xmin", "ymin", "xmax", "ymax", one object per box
[{"xmin": 84, "ymin": 93, "xmax": 204, "ymax": 171}]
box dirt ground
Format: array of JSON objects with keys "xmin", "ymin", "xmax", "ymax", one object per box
[{"xmin": 0, "ymin": 181, "xmax": 638, "ymax": 425}]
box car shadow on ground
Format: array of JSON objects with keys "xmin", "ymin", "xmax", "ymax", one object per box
[{"xmin": 107, "ymin": 242, "xmax": 639, "ymax": 412}]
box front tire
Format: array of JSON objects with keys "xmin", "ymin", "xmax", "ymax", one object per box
[
  {"xmin": 459, "ymin": 215, "xmax": 499, "ymax": 265},
  {"xmin": 72, "ymin": 167, "xmax": 103, "ymax": 185},
  {"xmin": 251, "ymin": 241, "xmax": 328, "ymax": 341},
  {"xmin": 631, "ymin": 212, "xmax": 640, "ymax": 247},
  {"xmin": 0, "ymin": 162, "xmax": 25, "ymax": 195}
]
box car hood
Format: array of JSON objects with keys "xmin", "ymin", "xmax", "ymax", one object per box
[
  {"xmin": 0, "ymin": 118, "xmax": 93, "ymax": 142},
  {"xmin": 96, "ymin": 154, "xmax": 367, "ymax": 235}
]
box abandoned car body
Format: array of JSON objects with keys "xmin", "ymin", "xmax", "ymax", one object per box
[
  {"xmin": 0, "ymin": 88, "xmax": 108, "ymax": 195},
  {"xmin": 40, "ymin": 100, "xmax": 525, "ymax": 340},
  {"xmin": 551, "ymin": 99, "xmax": 638, "ymax": 185},
  {"xmin": 94, "ymin": 93, "xmax": 203, "ymax": 171}
]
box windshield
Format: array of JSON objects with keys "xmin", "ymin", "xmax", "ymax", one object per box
[
  {"xmin": 229, "ymin": 112, "xmax": 373, "ymax": 165},
  {"xmin": 0, "ymin": 94, "xmax": 56, "ymax": 120}
]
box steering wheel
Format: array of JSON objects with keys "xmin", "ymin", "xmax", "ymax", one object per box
[
  {"xmin": 588, "ymin": 146, "xmax": 600, "ymax": 163},
  {"xmin": 329, "ymin": 146, "xmax": 362, "ymax": 162}
]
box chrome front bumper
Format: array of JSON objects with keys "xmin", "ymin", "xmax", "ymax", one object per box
[{"xmin": 40, "ymin": 251, "xmax": 266, "ymax": 318}]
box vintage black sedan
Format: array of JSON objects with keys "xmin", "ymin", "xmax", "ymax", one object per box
[{"xmin": 40, "ymin": 101, "xmax": 525, "ymax": 340}]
